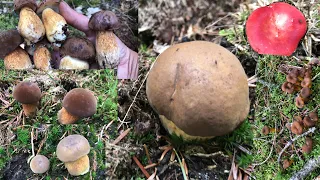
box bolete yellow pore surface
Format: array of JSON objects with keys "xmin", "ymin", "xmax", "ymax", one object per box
[{"xmin": 146, "ymin": 41, "xmax": 250, "ymax": 141}]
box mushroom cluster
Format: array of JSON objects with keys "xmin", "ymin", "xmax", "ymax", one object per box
[
  {"xmin": 281, "ymin": 66, "xmax": 312, "ymax": 108},
  {"xmin": 56, "ymin": 134, "xmax": 91, "ymax": 176},
  {"xmin": 290, "ymin": 112, "xmax": 318, "ymax": 135},
  {"xmin": 146, "ymin": 41, "xmax": 250, "ymax": 141},
  {"xmin": 1, "ymin": 0, "xmax": 121, "ymax": 70},
  {"xmin": 246, "ymin": 2, "xmax": 307, "ymax": 56}
]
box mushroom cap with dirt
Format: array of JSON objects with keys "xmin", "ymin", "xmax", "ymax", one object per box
[
  {"xmin": 88, "ymin": 11, "xmax": 121, "ymax": 69},
  {"xmin": 13, "ymin": 81, "xmax": 42, "ymax": 117},
  {"xmin": 58, "ymin": 88, "xmax": 97, "ymax": 124},
  {"xmin": 146, "ymin": 41, "xmax": 250, "ymax": 141},
  {"xmin": 0, "ymin": 30, "xmax": 24, "ymax": 59},
  {"xmin": 56, "ymin": 134, "xmax": 90, "ymax": 162},
  {"xmin": 30, "ymin": 155, "xmax": 50, "ymax": 174}
]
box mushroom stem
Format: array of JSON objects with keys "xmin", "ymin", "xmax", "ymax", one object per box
[
  {"xmin": 58, "ymin": 107, "xmax": 79, "ymax": 124},
  {"xmin": 22, "ymin": 102, "xmax": 39, "ymax": 117},
  {"xmin": 64, "ymin": 155, "xmax": 90, "ymax": 176},
  {"xmin": 96, "ymin": 31, "xmax": 120, "ymax": 69}
]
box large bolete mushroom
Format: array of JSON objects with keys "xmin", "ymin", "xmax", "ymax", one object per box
[
  {"xmin": 146, "ymin": 41, "xmax": 250, "ymax": 141},
  {"xmin": 15, "ymin": 0, "xmax": 45, "ymax": 45},
  {"xmin": 56, "ymin": 134, "xmax": 90, "ymax": 176},
  {"xmin": 58, "ymin": 88, "xmax": 97, "ymax": 124}
]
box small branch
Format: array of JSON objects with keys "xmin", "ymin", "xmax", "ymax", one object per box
[
  {"xmin": 112, "ymin": 128, "xmax": 131, "ymax": 145},
  {"xmin": 133, "ymin": 156, "xmax": 150, "ymax": 178},
  {"xmin": 277, "ymin": 127, "xmax": 316, "ymax": 164},
  {"xmin": 27, "ymin": 127, "xmax": 35, "ymax": 163},
  {"xmin": 290, "ymin": 156, "xmax": 320, "ymax": 180}
]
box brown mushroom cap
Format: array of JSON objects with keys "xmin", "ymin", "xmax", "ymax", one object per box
[
  {"xmin": 303, "ymin": 116, "xmax": 316, "ymax": 127},
  {"xmin": 286, "ymin": 72, "xmax": 298, "ymax": 84},
  {"xmin": 300, "ymin": 87, "xmax": 311, "ymax": 99},
  {"xmin": 281, "ymin": 82, "xmax": 294, "ymax": 94},
  {"xmin": 56, "ymin": 134, "xmax": 90, "ymax": 162},
  {"xmin": 0, "ymin": 30, "xmax": 24, "ymax": 59},
  {"xmin": 261, "ymin": 126, "xmax": 270, "ymax": 135},
  {"xmin": 62, "ymin": 88, "xmax": 97, "ymax": 117},
  {"xmin": 301, "ymin": 77, "xmax": 311, "ymax": 88},
  {"xmin": 13, "ymin": 81, "xmax": 41, "ymax": 104},
  {"xmin": 309, "ymin": 112, "xmax": 318, "ymax": 122},
  {"xmin": 36, "ymin": 0, "xmax": 60, "ymax": 15},
  {"xmin": 14, "ymin": 0, "xmax": 37, "ymax": 12},
  {"xmin": 146, "ymin": 41, "xmax": 250, "ymax": 137},
  {"xmin": 60, "ymin": 37, "xmax": 95, "ymax": 61},
  {"xmin": 283, "ymin": 159, "xmax": 292, "ymax": 169},
  {"xmin": 88, "ymin": 11, "xmax": 120, "ymax": 31},
  {"xmin": 302, "ymin": 137, "xmax": 313, "ymax": 154},
  {"xmin": 295, "ymin": 96, "xmax": 304, "ymax": 109},
  {"xmin": 291, "ymin": 121, "xmax": 303, "ymax": 135},
  {"xmin": 30, "ymin": 155, "xmax": 50, "ymax": 174}
]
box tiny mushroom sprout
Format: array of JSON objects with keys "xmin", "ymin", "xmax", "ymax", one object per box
[
  {"xmin": 13, "ymin": 81, "xmax": 42, "ymax": 117},
  {"xmin": 38, "ymin": 1, "xmax": 68, "ymax": 47},
  {"xmin": 14, "ymin": 0, "xmax": 45, "ymax": 45},
  {"xmin": 58, "ymin": 88, "xmax": 97, "ymax": 124},
  {"xmin": 146, "ymin": 41, "xmax": 250, "ymax": 141},
  {"xmin": 59, "ymin": 37, "xmax": 96, "ymax": 69},
  {"xmin": 56, "ymin": 134, "xmax": 90, "ymax": 176},
  {"xmin": 30, "ymin": 155, "xmax": 50, "ymax": 174},
  {"xmin": 88, "ymin": 11, "xmax": 121, "ymax": 69},
  {"xmin": 245, "ymin": 2, "xmax": 307, "ymax": 56}
]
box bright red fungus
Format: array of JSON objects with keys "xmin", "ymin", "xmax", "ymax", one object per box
[{"xmin": 246, "ymin": 2, "xmax": 307, "ymax": 56}]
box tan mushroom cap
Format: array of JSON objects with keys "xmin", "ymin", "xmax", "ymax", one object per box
[
  {"xmin": 146, "ymin": 41, "xmax": 250, "ymax": 137},
  {"xmin": 13, "ymin": 81, "xmax": 41, "ymax": 104},
  {"xmin": 65, "ymin": 155, "xmax": 90, "ymax": 176},
  {"xmin": 30, "ymin": 155, "xmax": 50, "ymax": 174},
  {"xmin": 62, "ymin": 88, "xmax": 97, "ymax": 117},
  {"xmin": 56, "ymin": 134, "xmax": 90, "ymax": 162}
]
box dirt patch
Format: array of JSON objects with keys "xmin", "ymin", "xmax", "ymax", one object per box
[{"xmin": 3, "ymin": 154, "xmax": 32, "ymax": 180}]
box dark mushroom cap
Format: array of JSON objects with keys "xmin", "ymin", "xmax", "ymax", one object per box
[
  {"xmin": 88, "ymin": 11, "xmax": 120, "ymax": 31},
  {"xmin": 281, "ymin": 82, "xmax": 294, "ymax": 94},
  {"xmin": 13, "ymin": 81, "xmax": 41, "ymax": 104},
  {"xmin": 60, "ymin": 37, "xmax": 95, "ymax": 61},
  {"xmin": 303, "ymin": 116, "xmax": 316, "ymax": 127},
  {"xmin": 291, "ymin": 121, "xmax": 303, "ymax": 135},
  {"xmin": 286, "ymin": 71, "xmax": 298, "ymax": 84},
  {"xmin": 283, "ymin": 159, "xmax": 291, "ymax": 169},
  {"xmin": 62, "ymin": 88, "xmax": 97, "ymax": 117},
  {"xmin": 300, "ymin": 87, "xmax": 311, "ymax": 99},
  {"xmin": 0, "ymin": 30, "xmax": 24, "ymax": 59},
  {"xmin": 301, "ymin": 77, "xmax": 311, "ymax": 88},
  {"xmin": 295, "ymin": 96, "xmax": 304, "ymax": 108},
  {"xmin": 309, "ymin": 112, "xmax": 318, "ymax": 121},
  {"xmin": 14, "ymin": 0, "xmax": 37, "ymax": 12},
  {"xmin": 36, "ymin": 0, "xmax": 60, "ymax": 15},
  {"xmin": 302, "ymin": 137, "xmax": 313, "ymax": 154},
  {"xmin": 261, "ymin": 126, "xmax": 270, "ymax": 135}
]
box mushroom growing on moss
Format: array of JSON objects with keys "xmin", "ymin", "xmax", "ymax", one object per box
[
  {"xmin": 56, "ymin": 134, "xmax": 90, "ymax": 176},
  {"xmin": 13, "ymin": 81, "xmax": 41, "ymax": 117},
  {"xmin": 281, "ymin": 82, "xmax": 294, "ymax": 94},
  {"xmin": 30, "ymin": 155, "xmax": 50, "ymax": 174},
  {"xmin": 58, "ymin": 88, "xmax": 97, "ymax": 124},
  {"xmin": 302, "ymin": 137, "xmax": 313, "ymax": 154},
  {"xmin": 291, "ymin": 121, "xmax": 303, "ymax": 135},
  {"xmin": 245, "ymin": 2, "xmax": 307, "ymax": 56},
  {"xmin": 146, "ymin": 41, "xmax": 250, "ymax": 141},
  {"xmin": 88, "ymin": 11, "xmax": 121, "ymax": 69},
  {"xmin": 15, "ymin": 0, "xmax": 45, "ymax": 45}
]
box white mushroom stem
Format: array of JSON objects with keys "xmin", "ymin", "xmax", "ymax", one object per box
[
  {"xmin": 59, "ymin": 56, "xmax": 89, "ymax": 70},
  {"xmin": 96, "ymin": 31, "xmax": 120, "ymax": 69}
]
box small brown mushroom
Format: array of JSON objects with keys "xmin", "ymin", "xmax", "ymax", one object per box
[
  {"xmin": 58, "ymin": 88, "xmax": 97, "ymax": 124},
  {"xmin": 303, "ymin": 116, "xmax": 316, "ymax": 127},
  {"xmin": 302, "ymin": 137, "xmax": 313, "ymax": 154},
  {"xmin": 281, "ymin": 82, "xmax": 294, "ymax": 94},
  {"xmin": 301, "ymin": 77, "xmax": 312, "ymax": 88},
  {"xmin": 30, "ymin": 155, "xmax": 50, "ymax": 174},
  {"xmin": 295, "ymin": 96, "xmax": 304, "ymax": 109},
  {"xmin": 12, "ymin": 81, "xmax": 42, "ymax": 117},
  {"xmin": 261, "ymin": 126, "xmax": 270, "ymax": 135},
  {"xmin": 286, "ymin": 71, "xmax": 299, "ymax": 84},
  {"xmin": 305, "ymin": 68, "xmax": 312, "ymax": 78},
  {"xmin": 88, "ymin": 11, "xmax": 121, "ymax": 69},
  {"xmin": 300, "ymin": 87, "xmax": 311, "ymax": 100},
  {"xmin": 309, "ymin": 112, "xmax": 318, "ymax": 122},
  {"xmin": 291, "ymin": 121, "xmax": 303, "ymax": 135},
  {"xmin": 293, "ymin": 116, "xmax": 303, "ymax": 123},
  {"xmin": 283, "ymin": 159, "xmax": 292, "ymax": 169}
]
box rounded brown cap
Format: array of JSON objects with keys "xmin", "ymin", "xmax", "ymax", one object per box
[
  {"xmin": 291, "ymin": 121, "xmax": 303, "ymax": 135},
  {"xmin": 88, "ymin": 11, "xmax": 120, "ymax": 31},
  {"xmin": 261, "ymin": 126, "xmax": 270, "ymax": 135},
  {"xmin": 56, "ymin": 134, "xmax": 90, "ymax": 162},
  {"xmin": 302, "ymin": 137, "xmax": 313, "ymax": 154},
  {"xmin": 13, "ymin": 81, "xmax": 41, "ymax": 104},
  {"xmin": 36, "ymin": 0, "xmax": 61, "ymax": 15},
  {"xmin": 65, "ymin": 155, "xmax": 90, "ymax": 176},
  {"xmin": 14, "ymin": 0, "xmax": 37, "ymax": 12},
  {"xmin": 300, "ymin": 87, "xmax": 311, "ymax": 99},
  {"xmin": 62, "ymin": 88, "xmax": 97, "ymax": 117},
  {"xmin": 281, "ymin": 82, "xmax": 294, "ymax": 94},
  {"xmin": 0, "ymin": 30, "xmax": 23, "ymax": 59},
  {"xmin": 146, "ymin": 41, "xmax": 250, "ymax": 137},
  {"xmin": 61, "ymin": 37, "xmax": 95, "ymax": 61},
  {"xmin": 30, "ymin": 155, "xmax": 50, "ymax": 174}
]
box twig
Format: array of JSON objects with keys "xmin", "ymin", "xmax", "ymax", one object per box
[
  {"xmin": 112, "ymin": 128, "xmax": 131, "ymax": 145},
  {"xmin": 27, "ymin": 127, "xmax": 35, "ymax": 163},
  {"xmin": 290, "ymin": 155, "xmax": 320, "ymax": 180},
  {"xmin": 173, "ymin": 149, "xmax": 189, "ymax": 180},
  {"xmin": 99, "ymin": 120, "xmax": 114, "ymax": 141},
  {"xmin": 277, "ymin": 127, "xmax": 316, "ymax": 164},
  {"xmin": 133, "ymin": 156, "xmax": 150, "ymax": 178},
  {"xmin": 191, "ymin": 151, "xmax": 228, "ymax": 158},
  {"xmin": 143, "ymin": 144, "xmax": 153, "ymax": 164}
]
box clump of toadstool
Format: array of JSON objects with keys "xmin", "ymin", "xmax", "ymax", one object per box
[
  {"xmin": 58, "ymin": 88, "xmax": 97, "ymax": 124},
  {"xmin": 56, "ymin": 134, "xmax": 90, "ymax": 176},
  {"xmin": 301, "ymin": 137, "xmax": 313, "ymax": 154},
  {"xmin": 29, "ymin": 155, "xmax": 50, "ymax": 174},
  {"xmin": 13, "ymin": 81, "xmax": 42, "ymax": 117},
  {"xmin": 146, "ymin": 41, "xmax": 250, "ymax": 141},
  {"xmin": 245, "ymin": 2, "xmax": 307, "ymax": 56},
  {"xmin": 290, "ymin": 112, "xmax": 318, "ymax": 135}
]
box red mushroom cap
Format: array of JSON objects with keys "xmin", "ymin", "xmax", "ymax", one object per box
[{"xmin": 245, "ymin": 2, "xmax": 307, "ymax": 56}]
